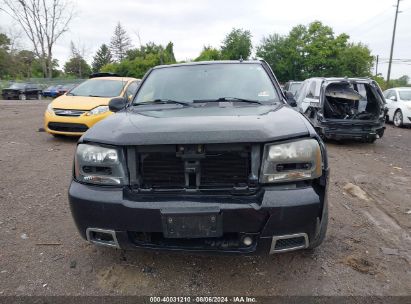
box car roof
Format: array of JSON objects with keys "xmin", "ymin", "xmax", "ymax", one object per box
[
  {"xmin": 152, "ymin": 60, "xmax": 263, "ymax": 70},
  {"xmin": 88, "ymin": 76, "xmax": 138, "ymax": 81},
  {"xmin": 305, "ymin": 77, "xmax": 374, "ymax": 82},
  {"xmin": 392, "ymin": 87, "xmax": 411, "ymax": 91}
]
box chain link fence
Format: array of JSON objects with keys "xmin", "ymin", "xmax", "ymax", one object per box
[{"xmin": 0, "ymin": 78, "xmax": 86, "ymax": 91}]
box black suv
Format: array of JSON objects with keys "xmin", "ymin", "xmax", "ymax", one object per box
[
  {"xmin": 2, "ymin": 83, "xmax": 42, "ymax": 100},
  {"xmin": 295, "ymin": 77, "xmax": 386, "ymax": 142},
  {"xmin": 69, "ymin": 61, "xmax": 329, "ymax": 255}
]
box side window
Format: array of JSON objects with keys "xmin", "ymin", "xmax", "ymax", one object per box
[
  {"xmin": 386, "ymin": 90, "xmax": 396, "ymax": 101},
  {"xmin": 306, "ymin": 80, "xmax": 321, "ymax": 99},
  {"xmin": 284, "ymin": 82, "xmax": 289, "ymax": 91},
  {"xmin": 125, "ymin": 81, "xmax": 139, "ymax": 100},
  {"xmin": 306, "ymin": 81, "xmax": 316, "ymax": 98},
  {"xmin": 296, "ymin": 81, "xmax": 308, "ymax": 106}
]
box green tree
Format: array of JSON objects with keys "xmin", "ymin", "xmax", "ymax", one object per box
[
  {"xmin": 64, "ymin": 57, "xmax": 91, "ymax": 78},
  {"xmin": 103, "ymin": 42, "xmax": 176, "ymax": 78},
  {"xmin": 165, "ymin": 42, "xmax": 176, "ymax": 63},
  {"xmin": 337, "ymin": 43, "xmax": 374, "ymax": 77},
  {"xmin": 388, "ymin": 75, "xmax": 410, "ymax": 88},
  {"xmin": 372, "ymin": 75, "xmax": 387, "ymax": 91},
  {"xmin": 256, "ymin": 33, "xmax": 294, "ymax": 81},
  {"xmin": 92, "ymin": 44, "xmax": 112, "ymax": 73},
  {"xmin": 195, "ymin": 46, "xmax": 221, "ymax": 61},
  {"xmin": 221, "ymin": 28, "xmax": 252, "ymax": 60},
  {"xmin": 110, "ymin": 22, "xmax": 132, "ymax": 62},
  {"xmin": 14, "ymin": 50, "xmax": 36, "ymax": 78},
  {"xmin": 256, "ymin": 21, "xmax": 374, "ymax": 82},
  {"xmin": 0, "ymin": 32, "xmax": 12, "ymax": 78}
]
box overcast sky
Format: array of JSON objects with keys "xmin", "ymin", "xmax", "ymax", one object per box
[{"xmin": 1, "ymin": 0, "xmax": 410, "ymax": 79}]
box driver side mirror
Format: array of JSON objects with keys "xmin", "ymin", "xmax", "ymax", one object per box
[
  {"xmin": 285, "ymin": 91, "xmax": 297, "ymax": 107},
  {"xmin": 389, "ymin": 95, "xmax": 397, "ymax": 102},
  {"xmin": 109, "ymin": 97, "xmax": 127, "ymax": 112}
]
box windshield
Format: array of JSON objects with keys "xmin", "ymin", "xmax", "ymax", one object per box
[
  {"xmin": 399, "ymin": 90, "xmax": 411, "ymax": 101},
  {"xmin": 289, "ymin": 83, "xmax": 302, "ymax": 95},
  {"xmin": 134, "ymin": 63, "xmax": 279, "ymax": 104},
  {"xmin": 69, "ymin": 79, "xmax": 125, "ymax": 97},
  {"xmin": 9, "ymin": 83, "xmax": 26, "ymax": 89}
]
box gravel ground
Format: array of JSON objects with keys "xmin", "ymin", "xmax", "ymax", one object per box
[{"xmin": 0, "ymin": 100, "xmax": 410, "ymax": 296}]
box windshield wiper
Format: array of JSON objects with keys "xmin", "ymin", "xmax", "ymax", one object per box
[
  {"xmin": 192, "ymin": 97, "xmax": 262, "ymax": 104},
  {"xmin": 134, "ymin": 99, "xmax": 191, "ymax": 107},
  {"xmin": 66, "ymin": 92, "xmax": 76, "ymax": 96}
]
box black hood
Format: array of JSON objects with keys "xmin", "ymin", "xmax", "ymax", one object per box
[{"xmin": 82, "ymin": 104, "xmax": 312, "ymax": 145}]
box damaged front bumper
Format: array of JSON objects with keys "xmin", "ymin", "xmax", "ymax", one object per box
[{"xmin": 68, "ymin": 174, "xmax": 328, "ymax": 255}]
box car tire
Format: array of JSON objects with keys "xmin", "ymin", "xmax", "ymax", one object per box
[
  {"xmin": 307, "ymin": 200, "xmax": 328, "ymax": 249},
  {"xmin": 52, "ymin": 133, "xmax": 65, "ymax": 138},
  {"xmin": 364, "ymin": 137, "xmax": 376, "ymax": 143},
  {"xmin": 393, "ymin": 110, "xmax": 403, "ymax": 128},
  {"xmin": 19, "ymin": 94, "xmax": 27, "ymax": 101}
]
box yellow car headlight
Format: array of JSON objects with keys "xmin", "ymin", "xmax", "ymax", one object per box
[
  {"xmin": 260, "ymin": 139, "xmax": 322, "ymax": 183},
  {"xmin": 47, "ymin": 103, "xmax": 54, "ymax": 114},
  {"xmin": 86, "ymin": 106, "xmax": 109, "ymax": 116}
]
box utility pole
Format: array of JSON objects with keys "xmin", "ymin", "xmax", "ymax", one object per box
[
  {"xmin": 375, "ymin": 55, "xmax": 379, "ymax": 76},
  {"xmin": 387, "ymin": 0, "xmax": 401, "ymax": 84}
]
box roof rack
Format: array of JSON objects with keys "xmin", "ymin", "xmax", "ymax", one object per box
[{"xmin": 89, "ymin": 72, "xmax": 121, "ymax": 78}]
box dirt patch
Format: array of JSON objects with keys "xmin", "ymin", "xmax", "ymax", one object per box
[
  {"xmin": 343, "ymin": 183, "xmax": 371, "ymax": 202},
  {"xmin": 97, "ymin": 264, "xmax": 154, "ymax": 294},
  {"xmin": 342, "ymin": 255, "xmax": 377, "ymax": 275}
]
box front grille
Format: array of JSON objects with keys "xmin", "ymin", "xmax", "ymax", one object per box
[
  {"xmin": 141, "ymin": 153, "xmax": 185, "ymax": 187},
  {"xmin": 201, "ymin": 152, "xmax": 250, "ymax": 186},
  {"xmin": 53, "ymin": 109, "xmax": 86, "ymax": 116},
  {"xmin": 48, "ymin": 122, "xmax": 88, "ymax": 133},
  {"xmin": 137, "ymin": 146, "xmax": 251, "ymax": 189}
]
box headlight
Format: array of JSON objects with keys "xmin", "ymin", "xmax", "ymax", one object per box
[
  {"xmin": 260, "ymin": 139, "xmax": 322, "ymax": 183},
  {"xmin": 47, "ymin": 103, "xmax": 54, "ymax": 114},
  {"xmin": 86, "ymin": 106, "xmax": 109, "ymax": 116},
  {"xmin": 74, "ymin": 144, "xmax": 128, "ymax": 185}
]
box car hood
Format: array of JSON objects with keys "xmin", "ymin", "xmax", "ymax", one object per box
[
  {"xmin": 82, "ymin": 104, "xmax": 311, "ymax": 145},
  {"xmin": 51, "ymin": 95, "xmax": 112, "ymax": 110}
]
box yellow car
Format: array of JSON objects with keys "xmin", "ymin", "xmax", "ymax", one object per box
[{"xmin": 44, "ymin": 75, "xmax": 140, "ymax": 136}]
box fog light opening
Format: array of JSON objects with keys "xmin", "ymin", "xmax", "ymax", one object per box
[{"xmin": 242, "ymin": 236, "xmax": 253, "ymax": 246}]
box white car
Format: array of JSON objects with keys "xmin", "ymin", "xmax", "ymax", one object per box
[{"xmin": 384, "ymin": 87, "xmax": 411, "ymax": 127}]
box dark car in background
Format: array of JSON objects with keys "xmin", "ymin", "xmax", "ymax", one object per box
[
  {"xmin": 295, "ymin": 77, "xmax": 386, "ymax": 142},
  {"xmin": 56, "ymin": 83, "xmax": 77, "ymax": 96},
  {"xmin": 69, "ymin": 60, "xmax": 329, "ymax": 255},
  {"xmin": 283, "ymin": 81, "xmax": 302, "ymax": 97},
  {"xmin": 2, "ymin": 83, "xmax": 43, "ymax": 100},
  {"xmin": 42, "ymin": 85, "xmax": 63, "ymax": 98}
]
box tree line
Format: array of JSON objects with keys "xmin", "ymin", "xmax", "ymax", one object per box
[{"xmin": 0, "ymin": 0, "xmax": 408, "ymax": 89}]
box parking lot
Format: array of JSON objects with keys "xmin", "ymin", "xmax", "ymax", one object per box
[{"xmin": 0, "ymin": 99, "xmax": 410, "ymax": 296}]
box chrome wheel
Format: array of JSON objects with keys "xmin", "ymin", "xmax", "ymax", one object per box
[
  {"xmin": 19, "ymin": 94, "xmax": 26, "ymax": 101},
  {"xmin": 393, "ymin": 110, "xmax": 403, "ymax": 127}
]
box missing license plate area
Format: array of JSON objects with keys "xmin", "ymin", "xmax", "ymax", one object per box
[{"xmin": 161, "ymin": 213, "xmax": 222, "ymax": 239}]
